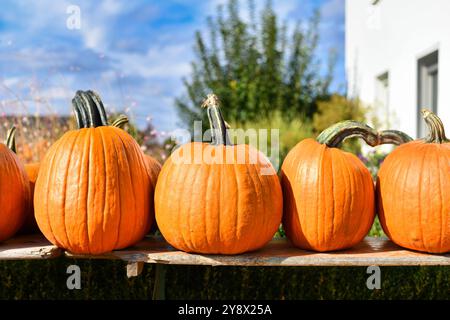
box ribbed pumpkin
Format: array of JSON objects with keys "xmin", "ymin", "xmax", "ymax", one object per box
[
  {"xmin": 3, "ymin": 128, "xmax": 39, "ymax": 234},
  {"xmin": 281, "ymin": 121, "xmax": 410, "ymax": 252},
  {"xmin": 111, "ymin": 115, "xmax": 161, "ymax": 182},
  {"xmin": 377, "ymin": 109, "xmax": 449, "ymax": 253},
  {"xmin": 0, "ymin": 127, "xmax": 30, "ymax": 242},
  {"xmin": 111, "ymin": 114, "xmax": 162, "ymax": 229},
  {"xmin": 144, "ymin": 155, "xmax": 161, "ymax": 183},
  {"xmin": 155, "ymin": 94, "xmax": 282, "ymax": 254},
  {"xmin": 34, "ymin": 90, "xmax": 151, "ymax": 254}
]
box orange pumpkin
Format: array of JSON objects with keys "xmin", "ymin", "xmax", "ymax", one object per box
[
  {"xmin": 377, "ymin": 109, "xmax": 449, "ymax": 253},
  {"xmin": 111, "ymin": 114, "xmax": 161, "ymax": 182},
  {"xmin": 20, "ymin": 163, "xmax": 40, "ymax": 233},
  {"xmin": 281, "ymin": 121, "xmax": 401, "ymax": 252},
  {"xmin": 144, "ymin": 155, "xmax": 161, "ymax": 234},
  {"xmin": 155, "ymin": 94, "xmax": 282, "ymax": 254},
  {"xmin": 0, "ymin": 127, "xmax": 30, "ymax": 242},
  {"xmin": 144, "ymin": 155, "xmax": 161, "ymax": 182},
  {"xmin": 112, "ymin": 113, "xmax": 162, "ymax": 237},
  {"xmin": 34, "ymin": 90, "xmax": 151, "ymax": 254},
  {"xmin": 111, "ymin": 114, "xmax": 162, "ymax": 228},
  {"xmin": 6, "ymin": 130, "xmax": 40, "ymax": 234}
]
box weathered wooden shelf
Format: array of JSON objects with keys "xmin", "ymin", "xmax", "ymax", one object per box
[
  {"xmin": 65, "ymin": 236, "xmax": 450, "ymax": 267},
  {"xmin": 1, "ymin": 234, "xmax": 447, "ymax": 300},
  {"xmin": 1, "ymin": 235, "xmax": 449, "ymax": 267},
  {"xmin": 0, "ymin": 234, "xmax": 62, "ymax": 260},
  {"xmin": 2, "ymin": 234, "xmax": 448, "ymax": 299}
]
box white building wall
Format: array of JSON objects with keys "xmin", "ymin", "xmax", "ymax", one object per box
[{"xmin": 346, "ymin": 0, "xmax": 450, "ymax": 138}]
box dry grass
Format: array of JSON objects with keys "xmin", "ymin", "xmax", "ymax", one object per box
[{"xmin": 0, "ymin": 83, "xmax": 166, "ymax": 164}]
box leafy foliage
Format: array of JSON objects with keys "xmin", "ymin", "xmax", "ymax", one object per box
[
  {"xmin": 228, "ymin": 111, "xmax": 313, "ymax": 170},
  {"xmin": 176, "ymin": 0, "xmax": 335, "ymax": 131},
  {"xmin": 0, "ymin": 260, "xmax": 447, "ymax": 299},
  {"xmin": 369, "ymin": 216, "xmax": 386, "ymax": 237},
  {"xmin": 357, "ymin": 149, "xmax": 388, "ymax": 180},
  {"xmin": 228, "ymin": 94, "xmax": 369, "ymax": 167},
  {"xmin": 312, "ymin": 94, "xmax": 366, "ymax": 134},
  {"xmin": 358, "ymin": 150, "xmax": 389, "ymax": 237}
]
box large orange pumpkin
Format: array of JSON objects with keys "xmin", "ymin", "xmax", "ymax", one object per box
[
  {"xmin": 377, "ymin": 109, "xmax": 449, "ymax": 253},
  {"xmin": 34, "ymin": 90, "xmax": 151, "ymax": 254},
  {"xmin": 0, "ymin": 127, "xmax": 30, "ymax": 242},
  {"xmin": 281, "ymin": 121, "xmax": 406, "ymax": 252},
  {"xmin": 155, "ymin": 94, "xmax": 282, "ymax": 254}
]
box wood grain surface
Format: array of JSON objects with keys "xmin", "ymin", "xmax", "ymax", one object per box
[{"xmin": 66, "ymin": 236, "xmax": 450, "ymax": 266}]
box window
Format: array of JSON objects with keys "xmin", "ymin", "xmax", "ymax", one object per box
[
  {"xmin": 417, "ymin": 50, "xmax": 438, "ymax": 138},
  {"xmin": 375, "ymin": 72, "xmax": 389, "ymax": 126}
]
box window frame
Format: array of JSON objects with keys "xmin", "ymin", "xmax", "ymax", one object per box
[{"xmin": 417, "ymin": 50, "xmax": 439, "ymax": 138}]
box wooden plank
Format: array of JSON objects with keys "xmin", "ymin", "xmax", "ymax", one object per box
[
  {"xmin": 65, "ymin": 236, "xmax": 450, "ymax": 267},
  {"xmin": 0, "ymin": 235, "xmax": 62, "ymax": 260}
]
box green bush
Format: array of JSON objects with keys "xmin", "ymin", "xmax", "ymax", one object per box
[
  {"xmin": 227, "ymin": 94, "xmax": 370, "ymax": 167},
  {"xmin": 229, "ymin": 111, "xmax": 314, "ymax": 170},
  {"xmin": 0, "ymin": 259, "xmax": 447, "ymax": 299},
  {"xmin": 357, "ymin": 149, "xmax": 389, "ymax": 180},
  {"xmin": 369, "ymin": 216, "xmax": 385, "ymax": 237},
  {"xmin": 312, "ymin": 95, "xmax": 366, "ymax": 133},
  {"xmin": 313, "ymin": 94, "xmax": 368, "ymax": 154}
]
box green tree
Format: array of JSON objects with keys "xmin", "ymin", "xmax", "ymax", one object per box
[{"xmin": 176, "ymin": 0, "xmax": 335, "ymax": 131}]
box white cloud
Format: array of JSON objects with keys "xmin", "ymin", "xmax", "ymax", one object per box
[
  {"xmin": 1, "ymin": 77, "xmax": 21, "ymax": 88},
  {"xmin": 321, "ymin": 0, "xmax": 345, "ymax": 19},
  {"xmin": 35, "ymin": 87, "xmax": 73, "ymax": 100},
  {"xmin": 111, "ymin": 42, "xmax": 193, "ymax": 80},
  {"xmin": 202, "ymin": 0, "xmax": 298, "ymax": 24},
  {"xmin": 273, "ymin": 0, "xmax": 298, "ymax": 19},
  {"xmin": 99, "ymin": 0, "xmax": 125, "ymax": 16},
  {"xmin": 78, "ymin": 0, "xmax": 138, "ymax": 51},
  {"xmin": 83, "ymin": 26, "xmax": 105, "ymax": 50}
]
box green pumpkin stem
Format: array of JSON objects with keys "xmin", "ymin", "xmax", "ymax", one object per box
[
  {"xmin": 72, "ymin": 90, "xmax": 109, "ymax": 128},
  {"xmin": 316, "ymin": 120, "xmax": 382, "ymax": 148},
  {"xmin": 88, "ymin": 90, "xmax": 109, "ymax": 126},
  {"xmin": 111, "ymin": 115, "xmax": 129, "ymax": 129},
  {"xmin": 73, "ymin": 94, "xmax": 89, "ymax": 128},
  {"xmin": 378, "ymin": 130, "xmax": 413, "ymax": 145},
  {"xmin": 5, "ymin": 126, "xmax": 16, "ymax": 153},
  {"xmin": 202, "ymin": 93, "xmax": 232, "ymax": 146},
  {"xmin": 421, "ymin": 109, "xmax": 448, "ymax": 143},
  {"xmin": 73, "ymin": 102, "xmax": 85, "ymax": 129}
]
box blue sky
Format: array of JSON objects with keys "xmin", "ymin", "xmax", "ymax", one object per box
[{"xmin": 0, "ymin": 0, "xmax": 344, "ymax": 132}]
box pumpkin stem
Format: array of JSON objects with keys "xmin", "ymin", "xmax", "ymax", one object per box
[
  {"xmin": 421, "ymin": 109, "xmax": 448, "ymax": 143},
  {"xmin": 73, "ymin": 94, "xmax": 89, "ymax": 128},
  {"xmin": 378, "ymin": 130, "xmax": 413, "ymax": 145},
  {"xmin": 5, "ymin": 126, "xmax": 16, "ymax": 153},
  {"xmin": 111, "ymin": 114, "xmax": 129, "ymax": 129},
  {"xmin": 87, "ymin": 90, "xmax": 109, "ymax": 126},
  {"xmin": 202, "ymin": 93, "xmax": 232, "ymax": 146},
  {"xmin": 73, "ymin": 102, "xmax": 85, "ymax": 129},
  {"xmin": 316, "ymin": 120, "xmax": 382, "ymax": 148},
  {"xmin": 72, "ymin": 90, "xmax": 109, "ymax": 128}
]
